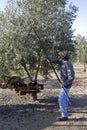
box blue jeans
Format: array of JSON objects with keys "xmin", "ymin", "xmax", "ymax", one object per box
[{"xmin": 58, "ymin": 87, "xmax": 70, "ymax": 117}]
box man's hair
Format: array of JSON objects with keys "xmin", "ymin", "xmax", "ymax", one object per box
[{"xmin": 58, "ymin": 51, "xmax": 69, "ymax": 60}]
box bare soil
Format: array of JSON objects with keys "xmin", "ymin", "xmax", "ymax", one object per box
[{"xmin": 0, "ymin": 63, "xmax": 87, "ymax": 130}]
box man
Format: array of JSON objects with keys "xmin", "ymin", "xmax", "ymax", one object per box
[{"xmin": 50, "ymin": 51, "xmax": 75, "ymax": 121}]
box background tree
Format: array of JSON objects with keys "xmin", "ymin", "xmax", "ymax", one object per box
[{"xmin": 75, "ymin": 34, "xmax": 87, "ymax": 71}]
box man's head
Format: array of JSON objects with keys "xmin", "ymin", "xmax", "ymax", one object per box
[{"xmin": 58, "ymin": 51, "xmax": 69, "ymax": 61}]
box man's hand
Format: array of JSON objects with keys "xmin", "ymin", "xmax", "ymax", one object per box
[
  {"xmin": 47, "ymin": 57, "xmax": 52, "ymax": 62},
  {"xmin": 58, "ymin": 82, "xmax": 63, "ymax": 88}
]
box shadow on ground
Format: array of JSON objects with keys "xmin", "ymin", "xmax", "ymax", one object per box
[{"xmin": 0, "ymin": 94, "xmax": 87, "ymax": 130}]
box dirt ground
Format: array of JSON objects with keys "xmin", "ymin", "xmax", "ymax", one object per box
[{"xmin": 0, "ymin": 63, "xmax": 87, "ymax": 130}]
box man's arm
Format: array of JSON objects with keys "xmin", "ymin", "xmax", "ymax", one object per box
[{"xmin": 51, "ymin": 59, "xmax": 62, "ymax": 65}]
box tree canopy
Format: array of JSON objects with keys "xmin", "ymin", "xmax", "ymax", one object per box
[{"xmin": 0, "ymin": 0, "xmax": 78, "ymax": 81}]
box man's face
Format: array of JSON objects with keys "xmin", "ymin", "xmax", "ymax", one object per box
[
  {"xmin": 58, "ymin": 54, "xmax": 64, "ymax": 60},
  {"xmin": 58, "ymin": 55, "xmax": 61, "ymax": 59}
]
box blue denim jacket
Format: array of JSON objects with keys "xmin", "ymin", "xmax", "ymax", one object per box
[{"xmin": 52, "ymin": 59, "xmax": 75, "ymax": 88}]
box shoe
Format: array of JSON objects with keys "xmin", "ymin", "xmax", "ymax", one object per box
[{"xmin": 57, "ymin": 117, "xmax": 68, "ymax": 121}]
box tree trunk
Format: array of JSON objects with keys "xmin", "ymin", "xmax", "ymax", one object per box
[
  {"xmin": 20, "ymin": 57, "xmax": 33, "ymax": 81},
  {"xmin": 34, "ymin": 50, "xmax": 41, "ymax": 82},
  {"xmin": 84, "ymin": 63, "xmax": 86, "ymax": 72}
]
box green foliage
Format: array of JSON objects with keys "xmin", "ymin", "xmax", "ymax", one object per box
[
  {"xmin": 75, "ymin": 34, "xmax": 87, "ymax": 63},
  {"xmin": 0, "ymin": 0, "xmax": 78, "ymax": 80}
]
